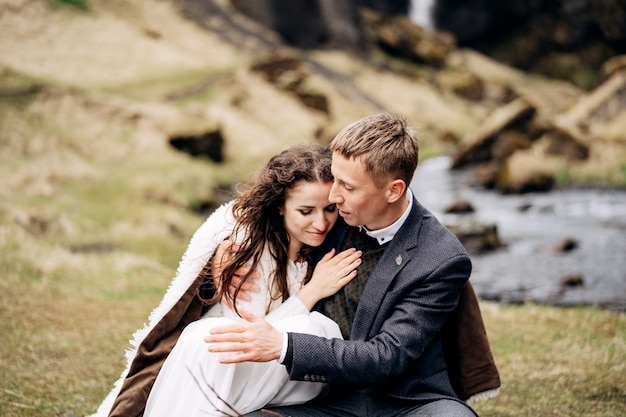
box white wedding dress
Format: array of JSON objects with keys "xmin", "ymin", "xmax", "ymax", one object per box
[{"xmin": 144, "ymin": 252, "xmax": 342, "ymax": 417}]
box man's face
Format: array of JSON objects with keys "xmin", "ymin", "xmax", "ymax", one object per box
[{"xmin": 329, "ymin": 152, "xmax": 391, "ymax": 230}]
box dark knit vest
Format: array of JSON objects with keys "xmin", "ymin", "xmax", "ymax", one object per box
[{"xmin": 319, "ymin": 227, "xmax": 389, "ymax": 338}]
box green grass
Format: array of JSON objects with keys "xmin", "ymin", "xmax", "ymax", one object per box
[
  {"xmin": 472, "ymin": 303, "xmax": 626, "ymax": 417},
  {"xmin": 100, "ymin": 68, "xmax": 233, "ymax": 103},
  {"xmin": 2, "ymin": 155, "xmax": 625, "ymax": 416},
  {"xmin": 1, "ymin": 122, "xmax": 625, "ymax": 417},
  {"xmin": 1, "ymin": 239, "xmax": 624, "ymax": 417},
  {"xmin": 50, "ymin": 0, "xmax": 90, "ymax": 12},
  {"xmin": 0, "ymin": 205, "xmax": 192, "ymax": 416}
]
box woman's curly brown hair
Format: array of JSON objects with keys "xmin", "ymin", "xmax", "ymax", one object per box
[{"xmin": 201, "ymin": 144, "xmax": 333, "ymax": 315}]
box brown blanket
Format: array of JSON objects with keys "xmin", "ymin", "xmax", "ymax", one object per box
[{"xmin": 443, "ymin": 281, "xmax": 501, "ymax": 402}]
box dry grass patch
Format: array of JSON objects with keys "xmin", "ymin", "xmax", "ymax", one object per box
[
  {"xmin": 0, "ymin": 0, "xmax": 236, "ymax": 89},
  {"xmin": 0, "ymin": 243, "xmax": 174, "ymax": 416},
  {"xmin": 473, "ymin": 302, "xmax": 626, "ymax": 417}
]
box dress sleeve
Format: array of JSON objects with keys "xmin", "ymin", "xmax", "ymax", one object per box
[
  {"xmin": 264, "ymin": 259, "xmax": 309, "ymax": 323},
  {"xmin": 224, "ymin": 254, "xmax": 310, "ymax": 322},
  {"xmin": 264, "ymin": 296, "xmax": 309, "ymax": 324}
]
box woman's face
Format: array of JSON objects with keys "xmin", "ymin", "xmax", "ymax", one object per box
[{"xmin": 281, "ymin": 180, "xmax": 337, "ymax": 260}]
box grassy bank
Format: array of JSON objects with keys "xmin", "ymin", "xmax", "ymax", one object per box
[
  {"xmin": 1, "ymin": 233, "xmax": 625, "ymax": 417},
  {"xmin": 473, "ymin": 303, "xmax": 626, "ymax": 417},
  {"xmin": 1, "ymin": 125, "xmax": 624, "ymax": 416}
]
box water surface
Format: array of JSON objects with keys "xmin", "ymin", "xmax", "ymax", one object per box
[{"xmin": 411, "ymin": 156, "xmax": 626, "ymax": 310}]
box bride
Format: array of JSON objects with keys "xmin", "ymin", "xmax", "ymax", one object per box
[{"xmin": 92, "ymin": 144, "xmax": 361, "ymax": 417}]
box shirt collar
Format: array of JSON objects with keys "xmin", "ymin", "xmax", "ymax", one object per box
[{"xmin": 359, "ymin": 189, "xmax": 413, "ymax": 245}]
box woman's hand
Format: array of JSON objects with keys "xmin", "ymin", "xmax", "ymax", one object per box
[
  {"xmin": 296, "ymin": 248, "xmax": 362, "ymax": 310},
  {"xmin": 211, "ymin": 240, "xmax": 260, "ymax": 307}
]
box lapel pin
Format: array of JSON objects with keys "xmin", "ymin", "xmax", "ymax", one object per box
[{"xmin": 395, "ymin": 255, "xmax": 402, "ymax": 265}]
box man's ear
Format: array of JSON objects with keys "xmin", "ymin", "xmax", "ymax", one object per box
[{"xmin": 387, "ymin": 179, "xmax": 406, "ymax": 203}]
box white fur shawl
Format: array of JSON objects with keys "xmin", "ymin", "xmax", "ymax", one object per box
[{"xmin": 90, "ymin": 202, "xmax": 236, "ymax": 417}]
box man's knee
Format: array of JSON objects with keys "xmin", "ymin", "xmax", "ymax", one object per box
[{"xmin": 404, "ymin": 399, "xmax": 477, "ymax": 417}]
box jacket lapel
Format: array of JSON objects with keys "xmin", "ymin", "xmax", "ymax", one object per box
[{"xmin": 351, "ymin": 198, "xmax": 424, "ymax": 339}]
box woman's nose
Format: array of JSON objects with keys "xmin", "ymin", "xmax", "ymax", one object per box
[{"xmin": 312, "ymin": 214, "xmax": 328, "ymax": 230}]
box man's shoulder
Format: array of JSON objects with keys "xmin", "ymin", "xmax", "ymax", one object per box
[{"xmin": 403, "ymin": 200, "xmax": 469, "ymax": 257}]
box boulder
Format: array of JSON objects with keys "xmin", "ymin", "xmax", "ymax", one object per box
[
  {"xmin": 474, "ymin": 162, "xmax": 500, "ymax": 189},
  {"xmin": 446, "ymin": 219, "xmax": 502, "ymax": 254},
  {"xmin": 250, "ymin": 50, "xmax": 330, "ymax": 114},
  {"xmin": 169, "ymin": 129, "xmax": 225, "ymax": 162},
  {"xmin": 511, "ymin": 77, "xmax": 583, "ymax": 131},
  {"xmin": 361, "ymin": 8, "xmax": 456, "ymax": 67},
  {"xmin": 560, "ymin": 273, "xmax": 585, "ymax": 288},
  {"xmin": 445, "ymin": 199, "xmax": 475, "ymax": 214},
  {"xmin": 599, "ymin": 54, "xmax": 626, "ymax": 83},
  {"xmin": 552, "ymin": 238, "xmax": 579, "ymax": 253},
  {"xmin": 554, "ymin": 71, "xmax": 626, "ymax": 143},
  {"xmin": 452, "ymin": 98, "xmax": 535, "ymax": 168},
  {"xmin": 435, "ymin": 68, "xmax": 485, "ymax": 101},
  {"xmin": 534, "ymin": 131, "xmax": 589, "ymax": 162},
  {"xmin": 495, "ymin": 150, "xmax": 556, "ymax": 193}
]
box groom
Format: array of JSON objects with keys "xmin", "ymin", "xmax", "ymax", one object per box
[{"xmin": 207, "ymin": 113, "xmax": 491, "ymax": 416}]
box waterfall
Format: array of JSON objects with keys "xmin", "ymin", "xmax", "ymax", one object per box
[{"xmin": 409, "ymin": 0, "xmax": 436, "ymax": 30}]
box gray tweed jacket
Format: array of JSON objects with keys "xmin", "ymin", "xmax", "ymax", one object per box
[{"xmin": 290, "ymin": 197, "xmax": 475, "ymax": 402}]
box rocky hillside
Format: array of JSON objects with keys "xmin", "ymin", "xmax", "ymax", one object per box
[{"xmin": 2, "ymin": 0, "xmax": 626, "ymax": 221}]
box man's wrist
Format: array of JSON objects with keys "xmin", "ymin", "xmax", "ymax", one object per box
[
  {"xmin": 278, "ymin": 332, "xmax": 289, "ymax": 363},
  {"xmin": 278, "ymin": 332, "xmax": 294, "ymax": 372}
]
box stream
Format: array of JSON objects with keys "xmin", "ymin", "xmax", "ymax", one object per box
[{"xmin": 410, "ymin": 156, "xmax": 626, "ymax": 311}]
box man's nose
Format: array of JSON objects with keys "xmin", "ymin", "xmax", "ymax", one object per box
[{"xmin": 329, "ymin": 182, "xmax": 341, "ymax": 203}]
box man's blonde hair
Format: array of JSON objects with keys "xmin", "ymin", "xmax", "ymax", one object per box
[{"xmin": 329, "ymin": 112, "xmax": 419, "ymax": 187}]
